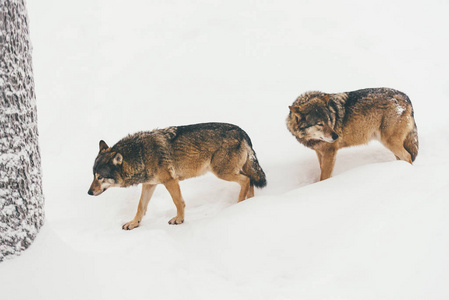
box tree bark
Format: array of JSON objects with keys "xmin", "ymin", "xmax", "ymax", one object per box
[{"xmin": 0, "ymin": 0, "xmax": 44, "ymax": 261}]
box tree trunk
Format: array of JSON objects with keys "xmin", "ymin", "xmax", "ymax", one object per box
[{"xmin": 0, "ymin": 0, "xmax": 44, "ymax": 261}]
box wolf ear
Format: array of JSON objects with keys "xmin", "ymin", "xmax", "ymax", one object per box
[
  {"xmin": 289, "ymin": 106, "xmax": 302, "ymax": 120},
  {"xmin": 289, "ymin": 106, "xmax": 300, "ymax": 114},
  {"xmin": 323, "ymin": 94, "xmax": 331, "ymax": 104},
  {"xmin": 99, "ymin": 140, "xmax": 109, "ymax": 153},
  {"xmin": 289, "ymin": 106, "xmax": 303, "ymax": 123},
  {"xmin": 112, "ymin": 153, "xmax": 123, "ymax": 165}
]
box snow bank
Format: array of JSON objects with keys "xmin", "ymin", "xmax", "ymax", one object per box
[{"xmin": 1, "ymin": 157, "xmax": 448, "ymax": 299}]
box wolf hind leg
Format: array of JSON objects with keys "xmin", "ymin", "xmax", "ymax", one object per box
[
  {"xmin": 403, "ymin": 121, "xmax": 419, "ymax": 162},
  {"xmin": 212, "ymin": 170, "xmax": 251, "ymax": 202},
  {"xmin": 211, "ymin": 146, "xmax": 252, "ymax": 202},
  {"xmin": 122, "ymin": 184, "xmax": 157, "ymax": 230},
  {"xmin": 211, "ymin": 160, "xmax": 251, "ymax": 202},
  {"xmin": 387, "ymin": 143, "xmax": 412, "ymax": 164},
  {"xmin": 381, "ymin": 117, "xmax": 417, "ymax": 164},
  {"xmin": 382, "ymin": 138, "xmax": 413, "ymax": 164}
]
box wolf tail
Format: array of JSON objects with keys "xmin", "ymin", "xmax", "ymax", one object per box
[
  {"xmin": 404, "ymin": 120, "xmax": 419, "ymax": 162},
  {"xmin": 243, "ymin": 149, "xmax": 267, "ymax": 188}
]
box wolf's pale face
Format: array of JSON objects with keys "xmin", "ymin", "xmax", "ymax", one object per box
[
  {"xmin": 289, "ymin": 101, "xmax": 339, "ymax": 143},
  {"xmin": 300, "ymin": 122, "xmax": 339, "ymax": 143}
]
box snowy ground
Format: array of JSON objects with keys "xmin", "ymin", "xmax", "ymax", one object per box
[{"xmin": 1, "ymin": 0, "xmax": 449, "ymax": 299}]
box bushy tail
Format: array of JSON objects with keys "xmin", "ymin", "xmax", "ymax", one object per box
[
  {"xmin": 404, "ymin": 120, "xmax": 419, "ymax": 162},
  {"xmin": 243, "ymin": 150, "xmax": 267, "ymax": 188}
]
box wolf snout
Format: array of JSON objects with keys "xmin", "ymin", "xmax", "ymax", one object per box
[
  {"xmin": 331, "ymin": 132, "xmax": 339, "ymax": 141},
  {"xmin": 321, "ymin": 131, "xmax": 339, "ymax": 143},
  {"xmin": 88, "ymin": 189, "xmax": 104, "ymax": 196}
]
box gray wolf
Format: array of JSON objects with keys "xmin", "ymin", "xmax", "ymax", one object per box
[
  {"xmin": 88, "ymin": 123, "xmax": 267, "ymax": 229},
  {"xmin": 286, "ymin": 88, "xmax": 419, "ymax": 180}
]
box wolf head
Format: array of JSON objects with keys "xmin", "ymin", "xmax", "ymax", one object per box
[
  {"xmin": 288, "ymin": 94, "xmax": 339, "ymax": 144},
  {"xmin": 88, "ymin": 140, "xmax": 124, "ymax": 196}
]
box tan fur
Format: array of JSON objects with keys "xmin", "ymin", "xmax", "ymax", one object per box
[
  {"xmin": 286, "ymin": 88, "xmax": 419, "ymax": 180},
  {"xmin": 88, "ymin": 123, "xmax": 267, "ymax": 228}
]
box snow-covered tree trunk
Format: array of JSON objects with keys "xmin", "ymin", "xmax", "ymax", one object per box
[{"xmin": 0, "ymin": 0, "xmax": 44, "ymax": 261}]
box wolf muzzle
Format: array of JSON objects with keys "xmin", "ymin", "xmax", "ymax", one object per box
[
  {"xmin": 88, "ymin": 180, "xmax": 105, "ymax": 196},
  {"xmin": 321, "ymin": 132, "xmax": 339, "ymax": 143},
  {"xmin": 87, "ymin": 187, "xmax": 105, "ymax": 196}
]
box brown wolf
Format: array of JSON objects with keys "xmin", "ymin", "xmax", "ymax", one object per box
[
  {"xmin": 286, "ymin": 88, "xmax": 419, "ymax": 180},
  {"xmin": 88, "ymin": 123, "xmax": 267, "ymax": 229}
]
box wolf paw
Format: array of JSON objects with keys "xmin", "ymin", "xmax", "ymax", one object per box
[
  {"xmin": 122, "ymin": 220, "xmax": 140, "ymax": 230},
  {"xmin": 168, "ymin": 216, "xmax": 184, "ymax": 225}
]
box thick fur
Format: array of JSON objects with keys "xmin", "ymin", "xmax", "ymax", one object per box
[
  {"xmin": 88, "ymin": 122, "xmax": 266, "ymax": 229},
  {"xmin": 286, "ymin": 88, "xmax": 419, "ymax": 180}
]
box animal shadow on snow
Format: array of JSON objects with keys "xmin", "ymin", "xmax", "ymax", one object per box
[
  {"xmin": 324, "ymin": 142, "xmax": 396, "ymax": 179},
  {"xmin": 265, "ymin": 142, "xmax": 397, "ymax": 193}
]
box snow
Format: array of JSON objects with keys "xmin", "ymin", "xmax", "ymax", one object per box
[
  {"xmin": 396, "ymin": 105, "xmax": 405, "ymax": 115},
  {"xmin": 391, "ymin": 97, "xmax": 406, "ymax": 115},
  {"xmin": 1, "ymin": 0, "xmax": 449, "ymax": 299}
]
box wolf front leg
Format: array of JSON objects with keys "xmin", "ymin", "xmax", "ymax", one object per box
[
  {"xmin": 164, "ymin": 179, "xmax": 186, "ymax": 225},
  {"xmin": 315, "ymin": 150, "xmax": 323, "ymax": 167},
  {"xmin": 317, "ymin": 148, "xmax": 337, "ymax": 181},
  {"xmin": 122, "ymin": 184, "xmax": 157, "ymax": 230}
]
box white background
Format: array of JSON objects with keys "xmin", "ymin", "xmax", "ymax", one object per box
[{"xmin": 1, "ymin": 0, "xmax": 448, "ymax": 299}]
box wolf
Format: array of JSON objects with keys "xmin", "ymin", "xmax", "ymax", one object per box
[
  {"xmin": 87, "ymin": 122, "xmax": 267, "ymax": 229},
  {"xmin": 286, "ymin": 88, "xmax": 419, "ymax": 181}
]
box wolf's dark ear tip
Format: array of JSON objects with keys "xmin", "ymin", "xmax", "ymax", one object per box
[{"xmin": 99, "ymin": 140, "xmax": 109, "ymax": 152}]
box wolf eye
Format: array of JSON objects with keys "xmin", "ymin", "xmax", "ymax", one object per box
[
  {"xmin": 97, "ymin": 176, "xmax": 103, "ymax": 180},
  {"xmin": 316, "ymin": 123, "xmax": 324, "ymax": 127}
]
